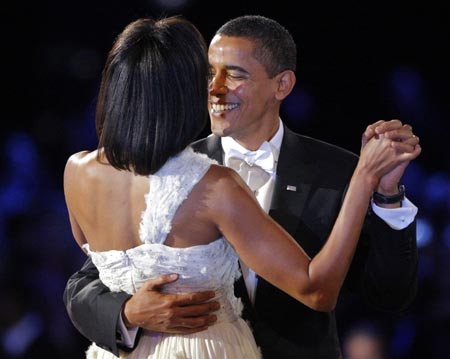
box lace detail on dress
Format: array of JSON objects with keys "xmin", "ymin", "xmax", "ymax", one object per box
[{"xmin": 139, "ymin": 147, "xmax": 216, "ymax": 245}]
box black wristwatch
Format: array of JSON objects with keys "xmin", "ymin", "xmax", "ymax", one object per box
[{"xmin": 373, "ymin": 184, "xmax": 405, "ymax": 205}]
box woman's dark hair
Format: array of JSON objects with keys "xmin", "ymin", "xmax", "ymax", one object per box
[
  {"xmin": 216, "ymin": 15, "xmax": 297, "ymax": 78},
  {"xmin": 95, "ymin": 16, "xmax": 209, "ymax": 175}
]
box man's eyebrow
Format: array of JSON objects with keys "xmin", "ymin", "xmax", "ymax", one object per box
[{"xmin": 224, "ymin": 65, "xmax": 249, "ymax": 75}]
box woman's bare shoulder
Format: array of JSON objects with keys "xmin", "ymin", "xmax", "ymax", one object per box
[
  {"xmin": 63, "ymin": 150, "xmax": 103, "ymax": 188},
  {"xmin": 66, "ymin": 150, "xmax": 97, "ymax": 167}
]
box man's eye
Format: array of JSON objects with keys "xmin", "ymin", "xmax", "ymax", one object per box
[{"xmin": 228, "ymin": 73, "xmax": 244, "ymax": 80}]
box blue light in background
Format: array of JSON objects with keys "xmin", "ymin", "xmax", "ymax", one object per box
[{"xmin": 416, "ymin": 217, "xmax": 433, "ymax": 248}]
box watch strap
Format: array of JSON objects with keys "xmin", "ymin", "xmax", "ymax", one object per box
[{"xmin": 373, "ymin": 184, "xmax": 405, "ymax": 204}]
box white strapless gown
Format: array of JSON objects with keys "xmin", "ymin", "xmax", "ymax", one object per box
[{"xmin": 83, "ymin": 147, "xmax": 262, "ymax": 359}]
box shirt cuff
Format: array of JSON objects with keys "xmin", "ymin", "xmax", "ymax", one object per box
[
  {"xmin": 371, "ymin": 196, "xmax": 418, "ymax": 230},
  {"xmin": 117, "ymin": 315, "xmax": 139, "ymax": 348}
]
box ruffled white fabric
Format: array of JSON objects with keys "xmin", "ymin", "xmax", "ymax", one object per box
[{"xmin": 84, "ymin": 147, "xmax": 261, "ymax": 359}]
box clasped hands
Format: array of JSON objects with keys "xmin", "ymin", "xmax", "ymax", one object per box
[{"xmin": 361, "ymin": 119, "xmax": 421, "ymax": 207}]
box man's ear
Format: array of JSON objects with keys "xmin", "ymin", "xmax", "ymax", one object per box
[{"xmin": 275, "ymin": 70, "xmax": 296, "ymax": 100}]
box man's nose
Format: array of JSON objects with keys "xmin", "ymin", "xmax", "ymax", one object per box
[{"xmin": 209, "ymin": 77, "xmax": 228, "ymax": 95}]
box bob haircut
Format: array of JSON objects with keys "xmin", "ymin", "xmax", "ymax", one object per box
[{"xmin": 95, "ymin": 16, "xmax": 209, "ymax": 175}]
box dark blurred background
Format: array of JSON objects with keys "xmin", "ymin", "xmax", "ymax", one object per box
[{"xmin": 1, "ymin": 1, "xmax": 449, "ymax": 358}]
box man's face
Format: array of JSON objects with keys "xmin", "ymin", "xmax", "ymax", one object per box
[{"xmin": 208, "ymin": 35, "xmax": 280, "ymax": 149}]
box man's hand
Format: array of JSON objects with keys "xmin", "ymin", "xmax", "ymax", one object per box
[
  {"xmin": 362, "ymin": 119, "xmax": 421, "ymax": 201},
  {"xmin": 122, "ymin": 274, "xmax": 220, "ymax": 334}
]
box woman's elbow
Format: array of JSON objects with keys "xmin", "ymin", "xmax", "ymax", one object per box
[{"xmin": 304, "ymin": 291, "xmax": 337, "ymax": 312}]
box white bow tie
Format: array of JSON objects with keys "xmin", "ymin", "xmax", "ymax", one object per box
[
  {"xmin": 225, "ymin": 141, "xmax": 275, "ymax": 173},
  {"xmin": 224, "ymin": 141, "xmax": 275, "ymax": 192}
]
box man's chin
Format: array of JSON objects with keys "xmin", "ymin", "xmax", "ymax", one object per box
[{"xmin": 210, "ymin": 124, "xmax": 231, "ymax": 138}]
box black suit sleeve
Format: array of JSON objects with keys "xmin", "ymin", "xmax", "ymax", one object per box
[
  {"xmin": 63, "ymin": 256, "xmax": 133, "ymax": 356},
  {"xmin": 345, "ymin": 209, "xmax": 418, "ymax": 312}
]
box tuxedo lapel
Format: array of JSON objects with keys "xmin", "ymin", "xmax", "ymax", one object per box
[
  {"xmin": 191, "ymin": 134, "xmax": 224, "ymax": 164},
  {"xmin": 270, "ymin": 125, "xmax": 315, "ymax": 224},
  {"xmin": 255, "ymin": 126, "xmax": 320, "ymax": 310}
]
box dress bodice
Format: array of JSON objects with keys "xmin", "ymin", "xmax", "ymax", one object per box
[{"xmin": 84, "ymin": 147, "xmax": 243, "ymax": 323}]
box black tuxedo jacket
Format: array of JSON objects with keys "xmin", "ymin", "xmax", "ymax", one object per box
[{"xmin": 64, "ymin": 125, "xmax": 418, "ymax": 358}]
